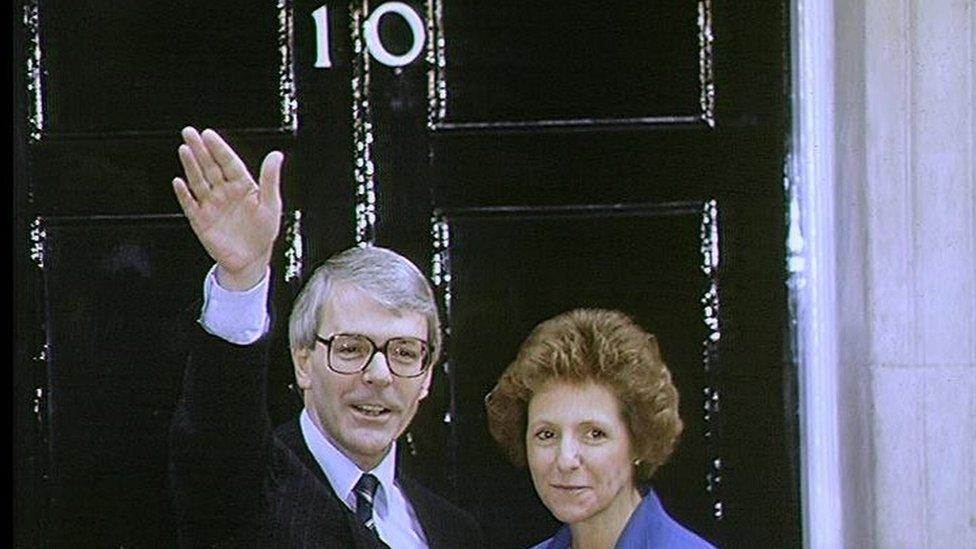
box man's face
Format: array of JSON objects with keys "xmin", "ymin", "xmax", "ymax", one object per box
[{"xmin": 293, "ymin": 281, "xmax": 432, "ymax": 470}]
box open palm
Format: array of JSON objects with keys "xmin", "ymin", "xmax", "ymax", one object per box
[{"xmin": 172, "ymin": 127, "xmax": 284, "ymax": 290}]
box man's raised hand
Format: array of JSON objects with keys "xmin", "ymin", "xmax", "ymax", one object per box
[{"xmin": 172, "ymin": 127, "xmax": 284, "ymax": 291}]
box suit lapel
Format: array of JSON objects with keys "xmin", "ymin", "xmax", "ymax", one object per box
[
  {"xmin": 275, "ymin": 419, "xmax": 388, "ymax": 548},
  {"xmin": 277, "ymin": 419, "xmax": 330, "ymax": 487},
  {"xmin": 397, "ymin": 473, "xmax": 444, "ymax": 547}
]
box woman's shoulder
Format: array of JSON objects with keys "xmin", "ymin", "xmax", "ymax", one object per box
[
  {"xmin": 529, "ymin": 524, "xmax": 572, "ymax": 549},
  {"xmin": 618, "ymin": 490, "xmax": 717, "ymax": 549}
]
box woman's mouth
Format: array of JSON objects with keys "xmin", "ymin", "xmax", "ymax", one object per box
[{"xmin": 552, "ymin": 484, "xmax": 588, "ymax": 493}]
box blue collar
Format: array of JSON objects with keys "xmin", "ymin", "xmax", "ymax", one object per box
[{"xmin": 537, "ymin": 490, "xmax": 696, "ymax": 549}]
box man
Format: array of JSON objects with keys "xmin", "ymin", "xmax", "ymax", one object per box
[{"xmin": 168, "ymin": 127, "xmax": 483, "ymax": 548}]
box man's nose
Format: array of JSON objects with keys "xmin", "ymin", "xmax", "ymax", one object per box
[{"xmin": 361, "ymin": 351, "xmax": 393, "ymax": 385}]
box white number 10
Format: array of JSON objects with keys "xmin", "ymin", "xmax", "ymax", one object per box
[{"xmin": 312, "ymin": 2, "xmax": 426, "ymax": 69}]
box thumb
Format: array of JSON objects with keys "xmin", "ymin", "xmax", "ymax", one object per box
[{"xmin": 258, "ymin": 151, "xmax": 284, "ymax": 209}]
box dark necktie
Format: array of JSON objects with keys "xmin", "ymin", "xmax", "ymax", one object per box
[{"xmin": 354, "ymin": 473, "xmax": 381, "ymax": 534}]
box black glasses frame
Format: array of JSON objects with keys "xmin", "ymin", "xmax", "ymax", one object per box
[{"xmin": 315, "ymin": 333, "xmax": 432, "ymax": 378}]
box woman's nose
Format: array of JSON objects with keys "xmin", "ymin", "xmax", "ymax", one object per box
[{"xmin": 556, "ymin": 438, "xmax": 581, "ymax": 470}]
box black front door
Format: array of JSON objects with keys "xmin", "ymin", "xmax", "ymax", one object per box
[{"xmin": 15, "ymin": 1, "xmax": 798, "ymax": 547}]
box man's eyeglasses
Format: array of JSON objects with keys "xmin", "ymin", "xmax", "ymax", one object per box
[{"xmin": 315, "ymin": 333, "xmax": 431, "ymax": 378}]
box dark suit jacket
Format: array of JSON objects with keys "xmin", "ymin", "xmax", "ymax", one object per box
[{"xmin": 169, "ymin": 328, "xmax": 484, "ymax": 548}]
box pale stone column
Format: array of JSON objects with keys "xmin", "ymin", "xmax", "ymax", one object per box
[
  {"xmin": 853, "ymin": 0, "xmax": 974, "ymax": 546},
  {"xmin": 799, "ymin": 0, "xmax": 975, "ymax": 547},
  {"xmin": 863, "ymin": 0, "xmax": 976, "ymax": 546}
]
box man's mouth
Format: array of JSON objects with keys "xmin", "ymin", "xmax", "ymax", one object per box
[{"xmin": 351, "ymin": 404, "xmax": 392, "ymax": 418}]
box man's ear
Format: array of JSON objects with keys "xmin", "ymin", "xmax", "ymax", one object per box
[
  {"xmin": 418, "ymin": 368, "xmax": 433, "ymax": 401},
  {"xmin": 292, "ymin": 347, "xmax": 313, "ymax": 390}
]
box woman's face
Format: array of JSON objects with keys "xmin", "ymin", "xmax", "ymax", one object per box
[{"xmin": 526, "ymin": 380, "xmax": 637, "ymax": 526}]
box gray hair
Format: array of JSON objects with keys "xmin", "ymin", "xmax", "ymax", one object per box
[{"xmin": 288, "ymin": 246, "xmax": 443, "ymax": 367}]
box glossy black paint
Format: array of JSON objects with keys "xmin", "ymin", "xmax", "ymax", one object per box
[
  {"xmin": 435, "ymin": 204, "xmax": 717, "ymax": 547},
  {"xmin": 38, "ymin": 1, "xmax": 282, "ymax": 135},
  {"xmin": 437, "ymin": 2, "xmax": 701, "ymax": 124},
  {"xmin": 15, "ymin": 1, "xmax": 798, "ymax": 546},
  {"xmin": 40, "ymin": 218, "xmax": 210, "ymax": 546}
]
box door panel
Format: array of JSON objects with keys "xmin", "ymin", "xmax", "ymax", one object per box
[
  {"xmin": 40, "ymin": 217, "xmax": 212, "ymax": 547},
  {"xmin": 431, "ymin": 1, "xmax": 708, "ymax": 126},
  {"xmin": 433, "ymin": 203, "xmax": 720, "ymax": 547},
  {"xmin": 34, "ymin": 1, "xmax": 287, "ymax": 136}
]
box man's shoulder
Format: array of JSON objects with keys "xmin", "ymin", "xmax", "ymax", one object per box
[
  {"xmin": 270, "ymin": 418, "xmax": 330, "ymax": 484},
  {"xmin": 264, "ymin": 419, "xmax": 353, "ymax": 523},
  {"xmin": 272, "ymin": 417, "xmax": 303, "ymax": 445}
]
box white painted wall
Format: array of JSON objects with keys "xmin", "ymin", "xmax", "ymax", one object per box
[{"xmin": 798, "ymin": 0, "xmax": 975, "ymax": 547}]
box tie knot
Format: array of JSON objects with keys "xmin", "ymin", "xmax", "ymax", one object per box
[{"xmin": 355, "ymin": 473, "xmax": 380, "ymax": 499}]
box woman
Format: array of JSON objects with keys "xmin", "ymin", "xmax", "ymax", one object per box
[{"xmin": 486, "ymin": 309, "xmax": 714, "ymax": 548}]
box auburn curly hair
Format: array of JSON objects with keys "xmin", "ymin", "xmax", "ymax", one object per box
[{"xmin": 485, "ymin": 309, "xmax": 683, "ymax": 482}]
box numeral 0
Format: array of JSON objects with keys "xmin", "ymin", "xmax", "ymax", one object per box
[{"xmin": 312, "ymin": 2, "xmax": 426, "ymax": 69}]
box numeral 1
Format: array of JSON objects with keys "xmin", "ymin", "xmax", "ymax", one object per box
[{"xmin": 311, "ymin": 5, "xmax": 332, "ymax": 68}]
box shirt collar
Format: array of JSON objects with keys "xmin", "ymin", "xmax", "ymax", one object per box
[{"xmin": 299, "ymin": 408, "xmax": 397, "ymax": 516}]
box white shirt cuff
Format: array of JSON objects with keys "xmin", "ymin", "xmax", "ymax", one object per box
[{"xmin": 198, "ymin": 264, "xmax": 271, "ymax": 345}]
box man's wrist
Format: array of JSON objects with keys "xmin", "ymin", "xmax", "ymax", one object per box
[
  {"xmin": 201, "ymin": 264, "xmax": 271, "ymax": 344},
  {"xmin": 216, "ymin": 262, "xmax": 270, "ymax": 292}
]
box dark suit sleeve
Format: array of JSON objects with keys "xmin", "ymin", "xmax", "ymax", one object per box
[
  {"xmin": 448, "ymin": 508, "xmax": 486, "ymax": 549},
  {"xmin": 399, "ymin": 476, "xmax": 487, "ymax": 549},
  {"xmin": 168, "ymin": 325, "xmax": 273, "ymax": 548},
  {"xmin": 424, "ymin": 503, "xmax": 485, "ymax": 549}
]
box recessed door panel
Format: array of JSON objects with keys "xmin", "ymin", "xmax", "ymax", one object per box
[
  {"xmin": 40, "ymin": 217, "xmax": 212, "ymax": 546},
  {"xmin": 433, "ymin": 203, "xmax": 720, "ymax": 547},
  {"xmin": 31, "ymin": 0, "xmax": 288, "ymax": 136},
  {"xmin": 430, "ymin": 1, "xmax": 709, "ymax": 127}
]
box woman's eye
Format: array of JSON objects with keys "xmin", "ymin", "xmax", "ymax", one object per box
[
  {"xmin": 587, "ymin": 428, "xmax": 606, "ymax": 439},
  {"xmin": 534, "ymin": 429, "xmax": 555, "ymax": 441}
]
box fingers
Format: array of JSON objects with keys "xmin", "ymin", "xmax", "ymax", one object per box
[
  {"xmin": 201, "ymin": 128, "xmax": 252, "ymax": 184},
  {"xmin": 177, "ymin": 126, "xmax": 277, "ymax": 210},
  {"xmin": 172, "ymin": 177, "xmax": 199, "ymax": 217},
  {"xmin": 259, "ymin": 151, "xmax": 285, "ymax": 210},
  {"xmin": 181, "ymin": 126, "xmax": 226, "ymax": 190},
  {"xmin": 177, "ymin": 144, "xmax": 210, "ymax": 201}
]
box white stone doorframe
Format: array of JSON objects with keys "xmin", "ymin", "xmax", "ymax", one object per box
[
  {"xmin": 790, "ymin": 0, "xmax": 843, "ymax": 547},
  {"xmin": 791, "ymin": 0, "xmax": 976, "ymax": 546}
]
